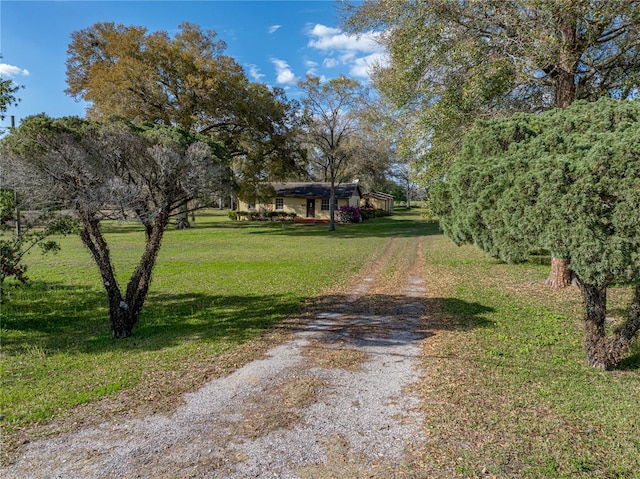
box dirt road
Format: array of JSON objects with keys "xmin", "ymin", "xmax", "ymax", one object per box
[{"xmin": 2, "ymin": 235, "xmax": 432, "ymax": 478}]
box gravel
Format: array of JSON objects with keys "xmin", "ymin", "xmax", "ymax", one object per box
[{"xmin": 2, "ymin": 253, "xmax": 429, "ymax": 479}]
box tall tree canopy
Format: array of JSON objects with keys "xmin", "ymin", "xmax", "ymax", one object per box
[
  {"xmin": 298, "ymin": 74, "xmax": 369, "ymax": 231},
  {"xmin": 66, "ymin": 22, "xmax": 305, "ymax": 202},
  {"xmin": 344, "ymin": 0, "xmax": 640, "ymax": 286},
  {"xmin": 1, "ymin": 115, "xmax": 225, "ymax": 337},
  {"xmin": 345, "ymin": 0, "xmax": 640, "ymax": 177},
  {"xmin": 431, "ymin": 98, "xmax": 640, "ymax": 369}
]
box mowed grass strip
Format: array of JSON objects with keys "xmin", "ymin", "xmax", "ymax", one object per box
[
  {"xmin": 418, "ymin": 233, "xmax": 640, "ymax": 478},
  {"xmin": 0, "ymin": 210, "xmax": 426, "ymax": 441}
]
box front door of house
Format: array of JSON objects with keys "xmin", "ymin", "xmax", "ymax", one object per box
[{"xmin": 306, "ymin": 199, "xmax": 315, "ymax": 218}]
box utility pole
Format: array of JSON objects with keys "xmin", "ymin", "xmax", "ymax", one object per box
[{"xmin": 11, "ymin": 115, "xmax": 21, "ymax": 239}]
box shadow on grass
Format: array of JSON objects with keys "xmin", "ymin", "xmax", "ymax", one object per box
[
  {"xmin": 1, "ymin": 282, "xmax": 304, "ymax": 356},
  {"xmin": 616, "ymin": 350, "xmax": 640, "ymax": 370},
  {"xmin": 244, "ymin": 219, "xmax": 440, "ymax": 239},
  {"xmin": 73, "ymin": 211, "xmax": 438, "ymax": 244},
  {"xmin": 174, "ymin": 210, "xmax": 439, "ymax": 239},
  {"xmin": 2, "ymin": 281, "xmax": 494, "ymax": 357}
]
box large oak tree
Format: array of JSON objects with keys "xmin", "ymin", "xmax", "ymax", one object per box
[
  {"xmin": 66, "ymin": 22, "xmax": 305, "ymax": 212},
  {"xmin": 344, "ymin": 0, "xmax": 640, "ymax": 286}
]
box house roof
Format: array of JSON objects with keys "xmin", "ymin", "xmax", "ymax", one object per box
[
  {"xmin": 271, "ymin": 182, "xmax": 362, "ymax": 199},
  {"xmin": 364, "ymin": 192, "xmax": 395, "ymax": 200}
]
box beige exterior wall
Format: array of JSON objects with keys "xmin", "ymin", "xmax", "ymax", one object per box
[
  {"xmin": 362, "ymin": 194, "xmax": 394, "ymax": 212},
  {"xmin": 367, "ymin": 197, "xmax": 387, "ymax": 210},
  {"xmin": 237, "ymin": 196, "xmax": 357, "ymax": 219},
  {"xmin": 282, "ymin": 197, "xmax": 307, "ymax": 217},
  {"xmin": 281, "ymin": 197, "xmax": 352, "ymax": 219}
]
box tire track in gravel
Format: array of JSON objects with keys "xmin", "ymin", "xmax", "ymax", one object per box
[{"xmin": 1, "ymin": 235, "xmax": 430, "ymax": 479}]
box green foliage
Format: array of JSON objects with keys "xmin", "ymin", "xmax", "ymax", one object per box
[
  {"xmin": 360, "ymin": 207, "xmax": 391, "ymax": 220},
  {"xmin": 389, "ymin": 185, "xmax": 406, "ymax": 202},
  {"xmin": 228, "ymin": 210, "xmax": 237, "ymax": 221},
  {"xmin": 235, "ymin": 210, "xmax": 297, "ymax": 222},
  {"xmin": 0, "ymin": 77, "xmax": 22, "ymax": 121},
  {"xmin": 0, "ymin": 201, "xmax": 78, "ymax": 290},
  {"xmin": 433, "ymin": 98, "xmax": 640, "ymax": 287},
  {"xmin": 65, "ymin": 22, "xmax": 305, "ymax": 197},
  {"xmin": 433, "ymin": 246, "xmax": 640, "ymax": 477},
  {"xmin": 266, "ymin": 211, "xmax": 296, "ymax": 221},
  {"xmin": 343, "ymin": 1, "xmax": 640, "ymax": 184}
]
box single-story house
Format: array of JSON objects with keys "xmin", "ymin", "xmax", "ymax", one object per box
[
  {"xmin": 237, "ymin": 182, "xmax": 363, "ymax": 222},
  {"xmin": 362, "ymin": 192, "xmax": 394, "ymax": 212}
]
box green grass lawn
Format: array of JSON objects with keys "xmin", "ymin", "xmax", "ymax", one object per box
[
  {"xmin": 419, "ymin": 234, "xmax": 640, "ymax": 478},
  {"xmin": 2, "ymin": 208, "xmax": 639, "ymax": 477},
  {"xmin": 1, "ymin": 209, "xmax": 425, "ymax": 430}
]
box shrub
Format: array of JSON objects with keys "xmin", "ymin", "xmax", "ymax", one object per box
[
  {"xmin": 338, "ymin": 205, "xmax": 362, "ymax": 223},
  {"xmin": 228, "ymin": 210, "xmax": 238, "ymax": 221},
  {"xmin": 268, "ymin": 212, "xmax": 297, "ymax": 221},
  {"xmin": 360, "ymin": 207, "xmax": 376, "ymax": 220}
]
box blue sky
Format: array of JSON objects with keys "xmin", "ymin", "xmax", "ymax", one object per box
[{"xmin": 1, "ymin": 0, "xmax": 385, "ymax": 128}]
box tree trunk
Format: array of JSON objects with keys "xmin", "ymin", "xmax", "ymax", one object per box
[
  {"xmin": 554, "ymin": 14, "xmax": 578, "ymax": 109},
  {"xmin": 123, "ymin": 216, "xmax": 168, "ymax": 331},
  {"xmin": 108, "ymin": 294, "xmax": 136, "ymax": 338},
  {"xmin": 405, "ymin": 182, "xmax": 411, "ymax": 208},
  {"xmin": 544, "ymin": 16, "xmax": 577, "ymax": 288},
  {"xmin": 583, "ymin": 283, "xmax": 608, "ymax": 368},
  {"xmin": 545, "ymin": 257, "xmax": 572, "ymax": 288},
  {"xmin": 329, "ymin": 179, "xmax": 336, "ymax": 232},
  {"xmin": 583, "ymin": 283, "xmax": 640, "ymax": 370},
  {"xmin": 78, "ymin": 215, "xmax": 132, "ymax": 337},
  {"xmin": 175, "ymin": 202, "xmax": 190, "ymax": 229},
  {"xmin": 78, "ymin": 208, "xmax": 169, "ymax": 338}
]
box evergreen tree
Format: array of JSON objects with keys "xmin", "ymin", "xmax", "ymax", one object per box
[{"xmin": 431, "ymin": 98, "xmax": 640, "ymax": 369}]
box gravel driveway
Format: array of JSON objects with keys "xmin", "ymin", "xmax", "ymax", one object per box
[{"xmin": 2, "ymin": 237, "xmax": 430, "ymax": 478}]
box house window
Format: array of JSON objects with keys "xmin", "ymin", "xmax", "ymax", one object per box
[
  {"xmin": 275, "ymin": 198, "xmax": 284, "ymax": 210},
  {"xmin": 321, "ymin": 198, "xmax": 338, "ymax": 211}
]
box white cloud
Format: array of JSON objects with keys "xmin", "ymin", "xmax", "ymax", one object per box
[
  {"xmin": 349, "ymin": 52, "xmax": 389, "ymax": 79},
  {"xmin": 268, "ymin": 24, "xmax": 281, "ymax": 34},
  {"xmin": 0, "ymin": 63, "xmax": 30, "ymax": 77},
  {"xmin": 247, "ymin": 64, "xmax": 265, "ymax": 82},
  {"xmin": 271, "ymin": 58, "xmax": 298, "ymax": 85},
  {"xmin": 305, "ymin": 24, "xmax": 388, "ymax": 81},
  {"xmin": 307, "ymin": 24, "xmax": 382, "ymax": 54},
  {"xmin": 323, "ymin": 58, "xmax": 340, "ymax": 69}
]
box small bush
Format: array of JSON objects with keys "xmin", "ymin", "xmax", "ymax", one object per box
[
  {"xmin": 360, "ymin": 207, "xmax": 376, "ymax": 220},
  {"xmin": 235, "ymin": 211, "xmax": 296, "ymax": 222},
  {"xmin": 360, "ymin": 207, "xmax": 391, "ymax": 220},
  {"xmin": 228, "ymin": 210, "xmax": 238, "ymax": 221},
  {"xmin": 267, "ymin": 211, "xmax": 297, "ymax": 222}
]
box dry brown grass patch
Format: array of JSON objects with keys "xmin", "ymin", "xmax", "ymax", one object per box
[
  {"xmin": 233, "ymin": 375, "xmax": 326, "ymax": 440},
  {"xmin": 303, "ymin": 343, "xmax": 369, "ymax": 371}
]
